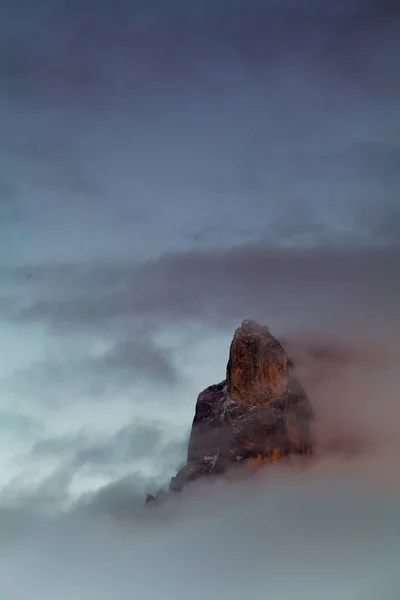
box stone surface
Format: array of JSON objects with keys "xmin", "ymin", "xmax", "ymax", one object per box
[
  {"xmin": 227, "ymin": 319, "xmax": 289, "ymax": 405},
  {"xmin": 147, "ymin": 320, "xmax": 313, "ymax": 501}
]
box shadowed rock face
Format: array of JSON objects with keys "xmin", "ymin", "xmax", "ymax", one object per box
[{"xmin": 146, "ymin": 320, "xmax": 313, "ymax": 503}]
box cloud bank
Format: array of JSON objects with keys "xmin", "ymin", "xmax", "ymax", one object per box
[{"xmin": 1, "ymin": 464, "xmax": 400, "ymax": 599}]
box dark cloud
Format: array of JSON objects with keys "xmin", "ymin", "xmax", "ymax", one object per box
[
  {"xmin": 4, "ymin": 242, "xmax": 399, "ymax": 337},
  {"xmin": 0, "ymin": 411, "xmax": 42, "ymax": 437},
  {"xmin": 1, "ymin": 0, "xmax": 398, "ymax": 267},
  {"xmin": 1, "ymin": 463, "xmax": 75, "ymax": 515},
  {"xmin": 75, "ymin": 474, "xmax": 157, "ymax": 519},
  {"xmin": 31, "ymin": 421, "xmax": 186, "ymax": 468},
  {"xmin": 30, "ymin": 421, "xmax": 187, "ymax": 488},
  {"xmin": 281, "ymin": 336, "xmax": 396, "ymax": 374},
  {"xmin": 1, "ymin": 422, "xmax": 188, "ymax": 516},
  {"xmin": 1, "ymin": 333, "xmax": 180, "ymax": 398},
  {"xmin": 2, "ymin": 0, "xmax": 398, "ymax": 101},
  {"xmin": 101, "ymin": 339, "xmax": 178, "ymax": 383}
]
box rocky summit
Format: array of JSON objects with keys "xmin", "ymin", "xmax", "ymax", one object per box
[{"xmin": 146, "ymin": 320, "xmax": 313, "ymax": 503}]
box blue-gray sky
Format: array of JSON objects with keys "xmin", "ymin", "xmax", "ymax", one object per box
[{"xmin": 1, "ymin": 0, "xmax": 400, "ymax": 597}]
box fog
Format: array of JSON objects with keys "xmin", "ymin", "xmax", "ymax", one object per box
[
  {"xmin": 1, "ymin": 323, "xmax": 400, "ymax": 600},
  {"xmin": 1, "ymin": 468, "xmax": 399, "ymax": 599}
]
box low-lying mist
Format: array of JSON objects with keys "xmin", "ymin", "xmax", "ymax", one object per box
[
  {"xmin": 1, "ymin": 466, "xmax": 399, "ymax": 599},
  {"xmin": 1, "ymin": 325, "xmax": 400, "ymax": 600}
]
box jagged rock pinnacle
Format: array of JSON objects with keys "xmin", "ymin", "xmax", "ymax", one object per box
[
  {"xmin": 227, "ymin": 319, "xmax": 289, "ymax": 405},
  {"xmin": 147, "ymin": 320, "xmax": 313, "ymax": 503}
]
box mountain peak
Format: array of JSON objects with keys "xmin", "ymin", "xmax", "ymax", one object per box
[
  {"xmin": 239, "ymin": 319, "xmax": 270, "ymax": 333},
  {"xmin": 146, "ymin": 320, "xmax": 313, "ymax": 504},
  {"xmin": 227, "ymin": 319, "xmax": 289, "ymax": 405}
]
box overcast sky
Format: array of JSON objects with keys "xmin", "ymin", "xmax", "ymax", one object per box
[{"xmin": 0, "ymin": 0, "xmax": 399, "ymax": 597}]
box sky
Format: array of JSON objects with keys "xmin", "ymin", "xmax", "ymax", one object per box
[{"xmin": 0, "ymin": 0, "xmax": 400, "ymax": 598}]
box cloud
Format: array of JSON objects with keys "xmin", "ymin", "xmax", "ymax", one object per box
[
  {"xmin": 0, "ymin": 333, "xmax": 180, "ymax": 400},
  {"xmin": 75, "ymin": 473, "xmax": 158, "ymax": 518},
  {"xmin": 4, "ymin": 242, "xmax": 399, "ymax": 337},
  {"xmin": 1, "ymin": 463, "xmax": 75, "ymax": 515},
  {"xmin": 2, "ymin": 0, "xmax": 398, "ymax": 102},
  {"xmin": 2, "ymin": 240, "xmax": 399, "ymax": 523},
  {"xmin": 0, "ymin": 466, "xmax": 400, "ymax": 599},
  {"xmin": 0, "ymin": 2, "xmax": 399, "ymax": 596},
  {"xmin": 31, "ymin": 421, "xmax": 187, "ymax": 471},
  {"xmin": 1, "ymin": 0, "xmax": 399, "ymax": 269},
  {"xmin": 0, "ymin": 411, "xmax": 42, "ymax": 437},
  {"xmin": 101, "ymin": 339, "xmax": 178, "ymax": 383},
  {"xmin": 0, "ymin": 421, "xmax": 188, "ymax": 515},
  {"xmin": 4, "ymin": 237, "xmax": 400, "ymax": 520}
]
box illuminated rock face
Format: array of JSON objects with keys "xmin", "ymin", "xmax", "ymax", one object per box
[
  {"xmin": 147, "ymin": 320, "xmax": 313, "ymax": 502},
  {"xmin": 227, "ymin": 320, "xmax": 289, "ymax": 405}
]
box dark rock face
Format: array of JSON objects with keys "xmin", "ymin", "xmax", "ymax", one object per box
[{"xmin": 147, "ymin": 320, "xmax": 313, "ymax": 503}]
